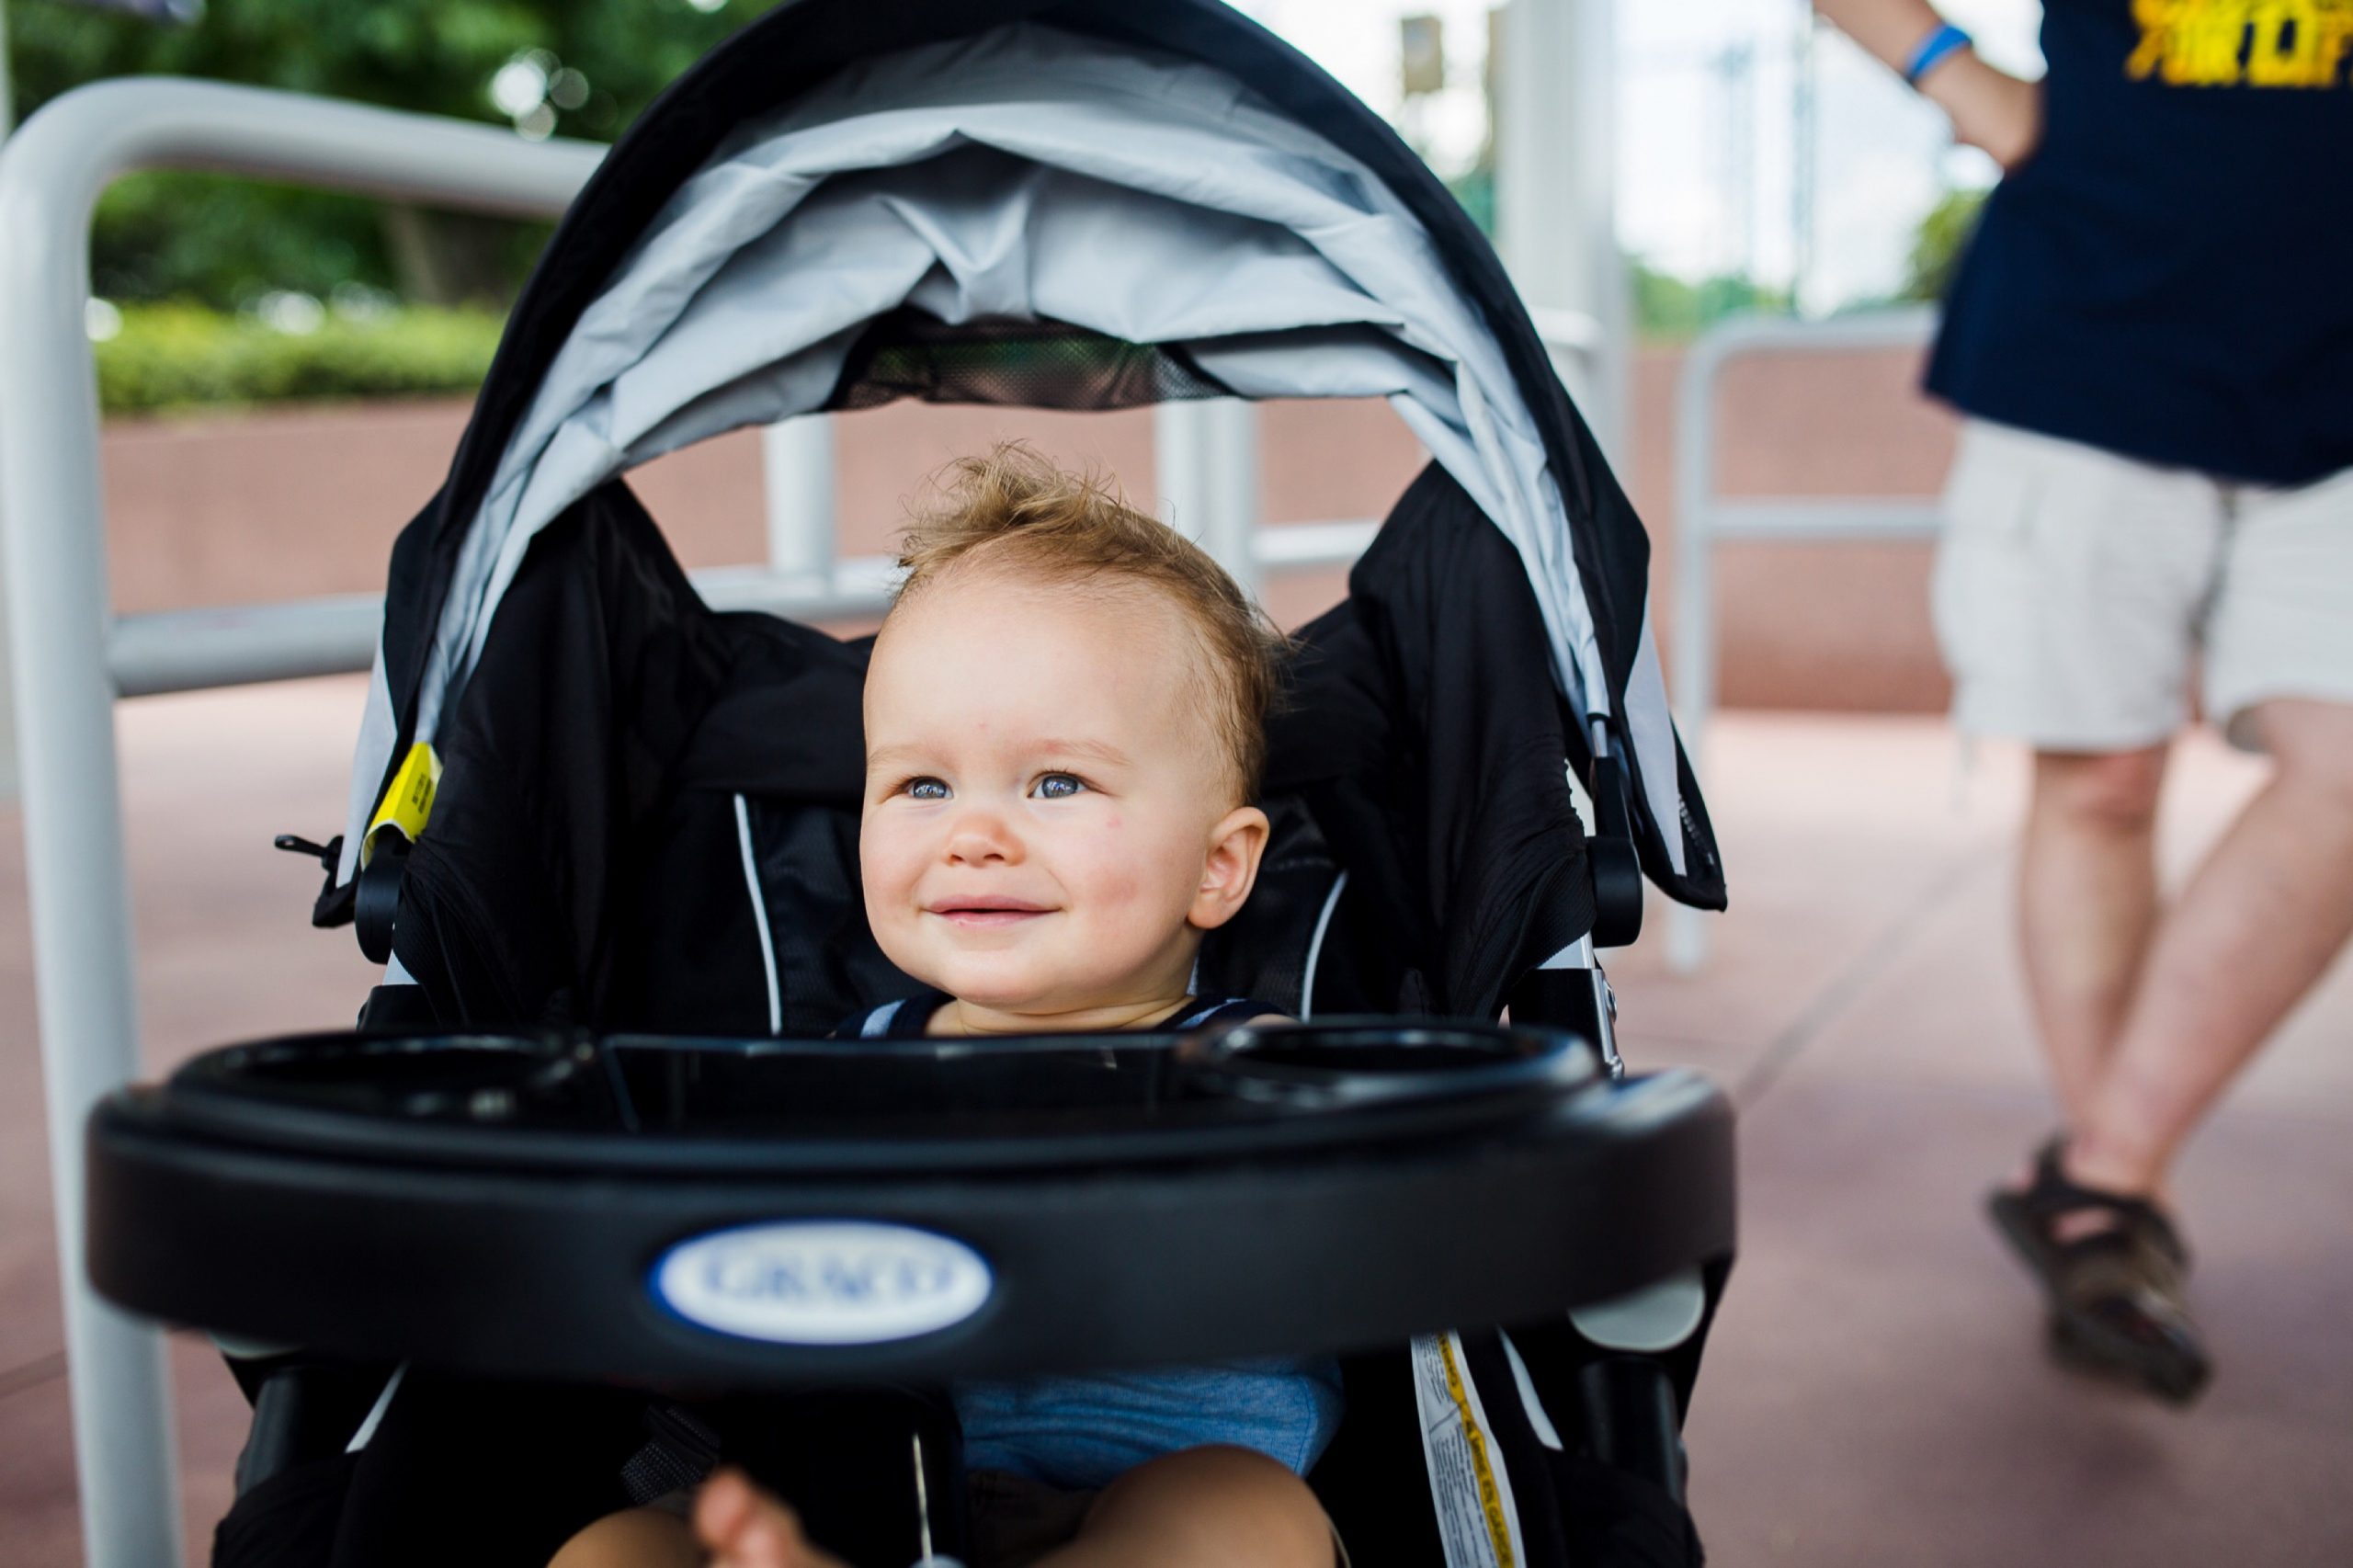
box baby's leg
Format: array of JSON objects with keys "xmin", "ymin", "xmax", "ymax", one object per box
[
  {"xmin": 546, "ymin": 1506, "xmax": 702, "ymax": 1568},
  {"xmin": 1040, "ymin": 1445, "xmax": 1335, "ymax": 1568}
]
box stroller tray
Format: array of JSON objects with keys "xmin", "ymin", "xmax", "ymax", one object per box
[{"xmin": 86, "ymin": 1021, "xmax": 1734, "ymax": 1389}]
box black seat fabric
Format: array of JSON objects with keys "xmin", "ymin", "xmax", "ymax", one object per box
[
  {"xmin": 392, "ymin": 460, "xmax": 1591, "ymax": 1035},
  {"xmin": 340, "ymin": 463, "xmax": 1706, "ymax": 1568}
]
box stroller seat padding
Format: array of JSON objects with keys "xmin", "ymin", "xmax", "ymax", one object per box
[
  {"xmin": 88, "ymin": 1022, "xmax": 1734, "ymax": 1390},
  {"xmin": 378, "ymin": 460, "xmax": 1602, "ymax": 1039}
]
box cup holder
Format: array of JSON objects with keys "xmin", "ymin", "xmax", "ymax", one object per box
[
  {"xmin": 177, "ymin": 1032, "xmax": 592, "ymax": 1124},
  {"xmin": 1183, "ymin": 1018, "xmax": 1596, "ymax": 1108}
]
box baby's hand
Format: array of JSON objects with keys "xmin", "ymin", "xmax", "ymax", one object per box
[{"xmin": 694, "ymin": 1469, "xmax": 850, "ymax": 1568}]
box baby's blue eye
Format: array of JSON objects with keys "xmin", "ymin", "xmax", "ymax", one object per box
[
  {"xmin": 1032, "ymin": 773, "xmax": 1086, "ymax": 800},
  {"xmin": 906, "ymin": 778, "xmax": 950, "ymax": 801}
]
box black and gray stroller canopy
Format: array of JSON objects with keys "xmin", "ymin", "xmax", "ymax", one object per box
[
  {"xmin": 333, "ymin": 0, "xmax": 1724, "ymax": 932},
  {"xmin": 199, "ymin": 8, "xmax": 1741, "ymax": 1565}
]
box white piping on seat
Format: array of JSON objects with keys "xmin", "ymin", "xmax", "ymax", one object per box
[
  {"xmin": 733, "ymin": 793, "xmax": 782, "ymax": 1036},
  {"xmin": 1497, "ymin": 1330, "xmax": 1564, "ymax": 1451},
  {"xmin": 345, "ymin": 1362, "xmax": 409, "ymax": 1453},
  {"xmin": 1300, "ymin": 869, "xmax": 1347, "ymax": 1018}
]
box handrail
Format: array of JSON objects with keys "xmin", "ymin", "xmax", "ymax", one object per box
[
  {"xmin": 1666, "ymin": 308, "xmax": 1942, "ymax": 971},
  {"xmin": 106, "ymin": 515, "xmax": 1398, "ymax": 699},
  {"xmin": 0, "ymin": 79, "xmax": 608, "ymax": 1568}
]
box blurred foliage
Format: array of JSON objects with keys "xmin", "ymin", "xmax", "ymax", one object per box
[
  {"xmin": 1446, "ymin": 163, "xmax": 1495, "ymax": 236},
  {"xmin": 7, "ymin": 0, "xmax": 778, "ymax": 306},
  {"xmin": 1632, "ymin": 265, "xmax": 1791, "ymax": 343},
  {"xmin": 1902, "ymin": 188, "xmax": 1987, "ymax": 303},
  {"xmin": 94, "ymin": 301, "xmax": 505, "ymax": 413},
  {"xmin": 80, "ymin": 171, "xmax": 425, "ymax": 305}
]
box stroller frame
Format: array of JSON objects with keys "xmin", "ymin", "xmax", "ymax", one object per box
[{"xmin": 0, "ymin": 75, "xmax": 1638, "ymax": 1568}]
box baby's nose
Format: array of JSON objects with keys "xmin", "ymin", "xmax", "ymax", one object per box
[{"xmin": 944, "ymin": 807, "xmax": 1020, "ymax": 863}]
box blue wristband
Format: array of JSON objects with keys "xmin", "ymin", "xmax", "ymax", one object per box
[{"xmin": 1904, "ymin": 23, "xmax": 1972, "ymax": 85}]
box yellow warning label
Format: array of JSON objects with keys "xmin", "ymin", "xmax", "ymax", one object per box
[
  {"xmin": 1438, "ymin": 1335, "xmax": 1517, "ymax": 1568},
  {"xmin": 363, "ymin": 743, "xmax": 442, "ymax": 864},
  {"xmin": 1410, "ymin": 1333, "xmax": 1524, "ymax": 1568}
]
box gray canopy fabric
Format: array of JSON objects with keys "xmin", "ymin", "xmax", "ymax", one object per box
[{"xmin": 339, "ymin": 20, "xmax": 1688, "ymax": 881}]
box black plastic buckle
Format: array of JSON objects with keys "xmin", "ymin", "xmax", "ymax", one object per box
[{"xmin": 354, "ymin": 837, "xmax": 406, "ymax": 965}]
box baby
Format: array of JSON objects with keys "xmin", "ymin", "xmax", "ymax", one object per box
[{"xmin": 552, "ymin": 445, "xmax": 1341, "ymax": 1568}]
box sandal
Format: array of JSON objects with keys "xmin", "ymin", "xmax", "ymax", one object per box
[{"xmin": 1986, "ymin": 1138, "xmax": 2211, "ymax": 1405}]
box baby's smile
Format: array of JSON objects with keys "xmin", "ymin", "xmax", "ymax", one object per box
[{"xmin": 926, "ymin": 893, "xmax": 1056, "ymax": 929}]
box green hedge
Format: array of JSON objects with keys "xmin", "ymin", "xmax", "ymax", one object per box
[{"xmin": 95, "ymin": 302, "xmax": 506, "ymax": 415}]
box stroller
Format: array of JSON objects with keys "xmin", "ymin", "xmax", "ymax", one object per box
[{"xmin": 85, "ymin": 2, "xmax": 1733, "ymax": 1563}]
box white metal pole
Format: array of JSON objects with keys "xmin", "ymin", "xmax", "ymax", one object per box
[
  {"xmin": 759, "ymin": 415, "xmax": 837, "ymax": 583},
  {"xmin": 1664, "ymin": 308, "xmax": 1941, "ymax": 972},
  {"xmin": 0, "ymin": 83, "xmax": 181, "ymax": 1568},
  {"xmin": 1153, "ymin": 400, "xmax": 1261, "ymax": 603},
  {"xmin": 1205, "ymin": 400, "xmax": 1260, "ymax": 602},
  {"xmin": 0, "ymin": 79, "xmax": 601, "ymax": 1568},
  {"xmin": 1495, "ymin": 0, "xmax": 1627, "ymax": 464},
  {"xmin": 0, "ymin": 0, "xmax": 17, "ymax": 800}
]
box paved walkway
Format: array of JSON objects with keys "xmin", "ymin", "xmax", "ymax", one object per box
[{"xmin": 3, "ymin": 684, "xmax": 2347, "ymax": 1563}]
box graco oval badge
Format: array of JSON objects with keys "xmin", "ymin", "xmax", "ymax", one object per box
[{"xmin": 652, "ymin": 1221, "xmax": 992, "ymax": 1344}]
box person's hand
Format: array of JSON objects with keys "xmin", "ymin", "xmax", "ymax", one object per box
[{"xmin": 1920, "ymin": 53, "xmax": 2043, "ymax": 172}]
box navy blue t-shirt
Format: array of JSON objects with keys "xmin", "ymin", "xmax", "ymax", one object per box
[{"xmin": 1927, "ymin": 0, "xmax": 2353, "ymax": 485}]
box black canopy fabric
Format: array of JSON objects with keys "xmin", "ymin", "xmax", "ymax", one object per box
[{"xmin": 330, "ymin": 0, "xmax": 1725, "ymax": 927}]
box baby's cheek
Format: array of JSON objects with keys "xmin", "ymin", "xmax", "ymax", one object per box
[
  {"xmin": 1090, "ymin": 860, "xmax": 1144, "ymax": 907},
  {"xmin": 858, "ymin": 824, "xmax": 919, "ymax": 918},
  {"xmin": 1095, "ymin": 827, "xmax": 1194, "ymax": 915}
]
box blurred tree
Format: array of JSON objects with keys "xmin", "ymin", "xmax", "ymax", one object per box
[
  {"xmin": 1901, "ymin": 187, "xmax": 1986, "ymax": 303},
  {"xmin": 1445, "ymin": 162, "xmax": 1495, "ymax": 238},
  {"xmin": 7, "ymin": 0, "xmax": 778, "ymax": 306},
  {"xmin": 1632, "ymin": 263, "xmax": 1790, "ymax": 342}
]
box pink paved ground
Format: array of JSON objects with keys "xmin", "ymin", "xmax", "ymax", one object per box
[{"xmin": 4, "ymin": 686, "xmax": 2350, "ymax": 1563}]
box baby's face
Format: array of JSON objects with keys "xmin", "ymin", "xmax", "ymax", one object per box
[{"xmin": 860, "ymin": 569, "xmax": 1258, "ymax": 1021}]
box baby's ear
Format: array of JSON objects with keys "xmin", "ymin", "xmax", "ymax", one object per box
[{"xmin": 1190, "ymin": 805, "xmax": 1270, "ymax": 931}]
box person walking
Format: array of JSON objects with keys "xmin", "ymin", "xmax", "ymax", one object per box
[{"xmin": 1813, "ymin": 0, "xmax": 2353, "ymax": 1403}]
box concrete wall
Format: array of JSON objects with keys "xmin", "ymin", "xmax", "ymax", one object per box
[{"xmin": 93, "ymin": 341, "xmax": 1960, "ymax": 710}]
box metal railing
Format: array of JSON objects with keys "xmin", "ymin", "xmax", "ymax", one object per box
[
  {"xmin": 0, "ymin": 80, "xmax": 610, "ymax": 1568},
  {"xmin": 1666, "ymin": 307, "xmax": 1942, "ymax": 971},
  {"xmin": 0, "ymin": 77, "xmax": 1610, "ymax": 1566}
]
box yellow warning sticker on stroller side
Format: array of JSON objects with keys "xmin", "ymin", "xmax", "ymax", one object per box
[
  {"xmin": 1410, "ymin": 1332, "xmax": 1525, "ymax": 1568},
  {"xmin": 363, "ymin": 743, "xmax": 443, "ymax": 864}
]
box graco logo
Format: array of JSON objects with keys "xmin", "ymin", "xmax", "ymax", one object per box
[{"xmin": 652, "ymin": 1221, "xmax": 992, "ymax": 1344}]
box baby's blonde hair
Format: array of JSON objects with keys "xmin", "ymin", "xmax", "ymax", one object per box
[{"xmin": 892, "ymin": 442, "xmax": 1289, "ymax": 801}]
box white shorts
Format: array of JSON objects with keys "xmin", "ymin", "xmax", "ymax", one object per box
[{"xmin": 1933, "ymin": 419, "xmax": 2353, "ymax": 753}]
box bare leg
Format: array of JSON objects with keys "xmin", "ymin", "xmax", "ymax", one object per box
[
  {"xmin": 547, "ymin": 1506, "xmax": 704, "ymax": 1568},
  {"xmin": 2068, "ymin": 698, "xmax": 2353, "ymax": 1197},
  {"xmin": 2018, "ymin": 745, "xmax": 2169, "ymax": 1128},
  {"xmin": 1035, "ymin": 1446, "xmax": 1334, "ymax": 1568}
]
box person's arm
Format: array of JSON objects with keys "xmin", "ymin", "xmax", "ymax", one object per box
[{"xmin": 1813, "ymin": 0, "xmax": 2043, "ymax": 171}]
